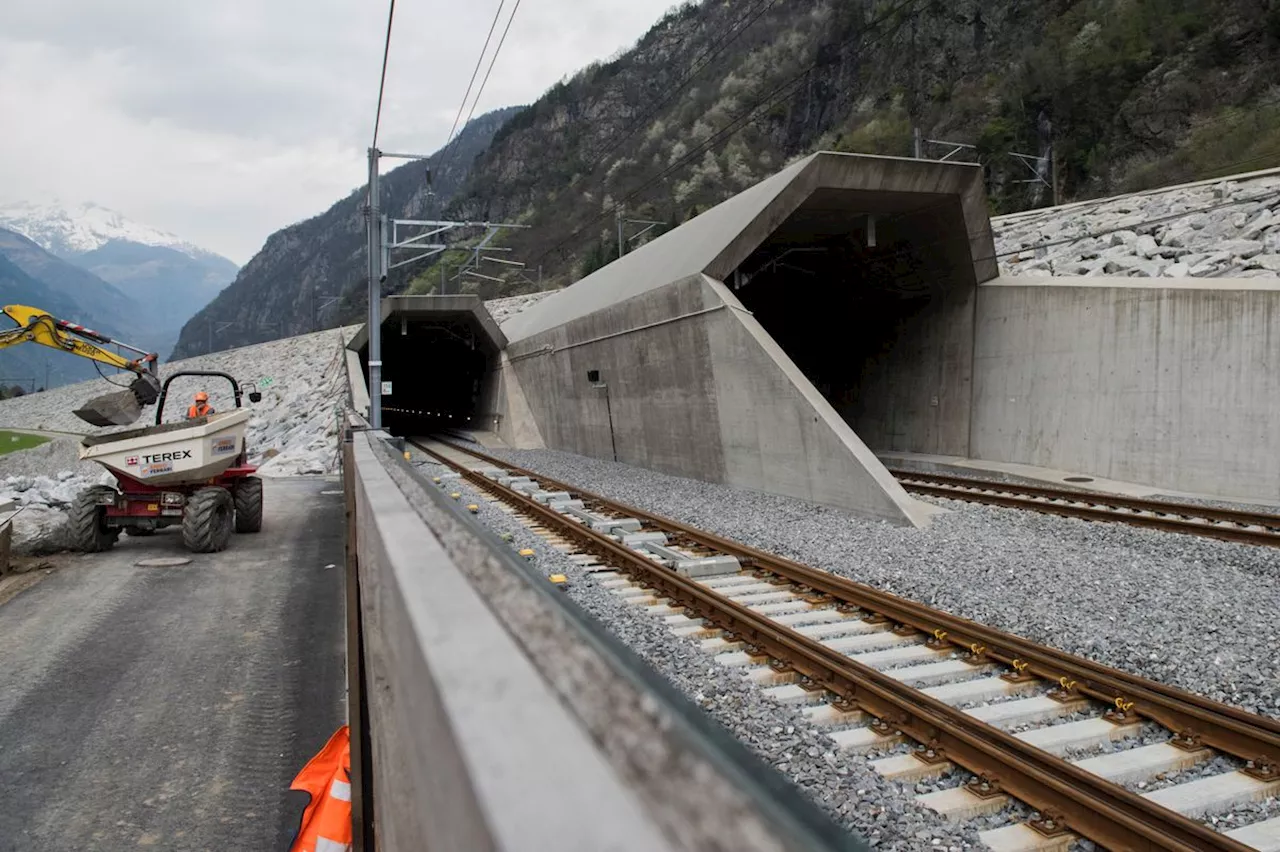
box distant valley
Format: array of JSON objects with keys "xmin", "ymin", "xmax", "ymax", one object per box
[{"xmin": 0, "ymin": 202, "xmax": 238, "ymax": 388}]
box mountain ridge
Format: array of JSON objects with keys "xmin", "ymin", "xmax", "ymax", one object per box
[
  {"xmin": 0, "ymin": 200, "xmax": 234, "ymax": 267},
  {"xmin": 170, "ymin": 106, "xmax": 522, "ymax": 358}
]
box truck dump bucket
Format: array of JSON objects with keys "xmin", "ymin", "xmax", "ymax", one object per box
[{"xmin": 73, "ymin": 374, "xmax": 162, "ymax": 428}]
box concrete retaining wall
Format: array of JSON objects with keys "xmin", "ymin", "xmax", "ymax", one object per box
[
  {"xmin": 971, "ymin": 280, "xmax": 1280, "ymax": 500},
  {"xmin": 502, "ymin": 274, "xmax": 925, "ymax": 526},
  {"xmin": 345, "ymin": 428, "xmax": 868, "ymax": 850}
]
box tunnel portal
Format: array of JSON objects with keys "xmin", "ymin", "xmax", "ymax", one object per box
[
  {"xmin": 352, "ymin": 296, "xmax": 506, "ymax": 438},
  {"xmin": 727, "ymin": 187, "xmax": 979, "ymax": 456}
]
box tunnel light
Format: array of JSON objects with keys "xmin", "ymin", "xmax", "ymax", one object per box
[{"xmin": 867, "ymin": 214, "xmax": 877, "ymax": 248}]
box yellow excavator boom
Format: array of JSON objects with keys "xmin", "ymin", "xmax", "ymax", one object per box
[
  {"xmin": 0, "ymin": 305, "xmax": 162, "ymax": 426},
  {"xmin": 0, "ymin": 304, "xmax": 156, "ymax": 376}
]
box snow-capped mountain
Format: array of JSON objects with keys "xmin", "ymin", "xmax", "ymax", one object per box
[
  {"xmin": 0, "ymin": 200, "xmax": 239, "ymax": 361},
  {"xmin": 0, "ymin": 199, "xmax": 224, "ymax": 264}
]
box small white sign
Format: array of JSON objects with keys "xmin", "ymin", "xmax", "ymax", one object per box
[{"xmin": 380, "ymin": 381, "xmax": 393, "ymax": 396}]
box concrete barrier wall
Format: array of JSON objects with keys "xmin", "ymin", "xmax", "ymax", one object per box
[
  {"xmin": 971, "ymin": 280, "xmax": 1280, "ymax": 500},
  {"xmin": 503, "ymin": 275, "xmax": 924, "ymax": 525},
  {"xmin": 345, "ymin": 428, "xmax": 868, "ymax": 850}
]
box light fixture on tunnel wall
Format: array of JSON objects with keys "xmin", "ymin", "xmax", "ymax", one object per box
[
  {"xmin": 401, "ymin": 316, "xmax": 407, "ymax": 336},
  {"xmin": 867, "ymin": 215, "xmax": 877, "ymax": 248},
  {"xmin": 587, "ymin": 370, "xmax": 618, "ymax": 464}
]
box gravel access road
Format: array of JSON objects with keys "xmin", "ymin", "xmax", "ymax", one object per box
[{"xmin": 0, "ymin": 477, "xmax": 346, "ymax": 852}]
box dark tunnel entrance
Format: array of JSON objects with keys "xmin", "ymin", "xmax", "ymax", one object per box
[
  {"xmin": 358, "ymin": 310, "xmax": 497, "ymax": 438},
  {"xmin": 728, "ymin": 188, "xmax": 978, "ymax": 456}
]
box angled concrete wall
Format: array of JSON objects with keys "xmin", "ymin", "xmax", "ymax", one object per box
[
  {"xmin": 483, "ymin": 352, "xmax": 546, "ymax": 449},
  {"xmin": 504, "ymin": 274, "xmax": 927, "ymax": 526},
  {"xmin": 971, "ymin": 278, "xmax": 1280, "ymax": 501}
]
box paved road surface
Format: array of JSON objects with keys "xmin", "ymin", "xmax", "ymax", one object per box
[{"xmin": 0, "ymin": 478, "xmax": 346, "ymax": 851}]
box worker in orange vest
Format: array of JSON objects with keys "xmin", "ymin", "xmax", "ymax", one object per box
[
  {"xmin": 290, "ymin": 726, "xmax": 353, "ymax": 852},
  {"xmin": 186, "ymin": 391, "xmax": 214, "ymax": 419}
]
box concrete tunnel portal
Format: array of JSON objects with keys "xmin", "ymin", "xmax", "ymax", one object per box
[
  {"xmin": 351, "ymin": 296, "xmax": 505, "ymax": 438},
  {"xmin": 728, "ymin": 187, "xmax": 982, "ymax": 457},
  {"xmin": 349, "ymin": 154, "xmax": 998, "ymax": 526}
]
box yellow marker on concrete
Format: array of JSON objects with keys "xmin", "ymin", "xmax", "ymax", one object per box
[
  {"xmin": 518, "ymin": 548, "xmax": 535, "ymax": 560},
  {"xmin": 500, "ymin": 532, "xmax": 514, "ymax": 542},
  {"xmin": 404, "ymin": 451, "xmax": 412, "ymax": 461},
  {"xmin": 432, "ymin": 476, "xmax": 441, "ymax": 484},
  {"xmin": 466, "ymin": 503, "xmax": 480, "ymax": 514},
  {"xmin": 549, "ymin": 574, "xmax": 568, "ymax": 585},
  {"xmin": 450, "ymin": 492, "xmax": 461, "ymax": 501}
]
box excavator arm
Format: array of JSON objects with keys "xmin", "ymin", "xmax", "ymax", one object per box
[{"xmin": 1, "ymin": 305, "xmax": 163, "ymax": 426}]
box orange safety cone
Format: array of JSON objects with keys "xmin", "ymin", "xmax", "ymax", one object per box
[{"xmin": 289, "ymin": 725, "xmax": 353, "ymax": 852}]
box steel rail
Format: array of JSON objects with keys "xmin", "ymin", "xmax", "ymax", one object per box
[
  {"xmin": 416, "ymin": 440, "xmax": 1258, "ymax": 852},
  {"xmin": 890, "ymin": 470, "xmax": 1280, "ymax": 548},
  {"xmin": 421, "ymin": 439, "xmax": 1280, "ymax": 763}
]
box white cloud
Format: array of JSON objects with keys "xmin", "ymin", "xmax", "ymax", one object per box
[{"xmin": 0, "ymin": 0, "xmax": 681, "ymax": 264}]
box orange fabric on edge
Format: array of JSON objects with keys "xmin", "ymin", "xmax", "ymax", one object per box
[{"xmin": 289, "ymin": 725, "xmax": 353, "ymax": 852}]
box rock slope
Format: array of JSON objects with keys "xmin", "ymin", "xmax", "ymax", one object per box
[{"xmin": 995, "ymin": 170, "xmax": 1280, "ymax": 279}]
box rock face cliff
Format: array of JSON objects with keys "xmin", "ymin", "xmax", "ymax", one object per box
[
  {"xmin": 171, "ymin": 107, "xmax": 520, "ymax": 358},
  {"xmin": 180, "ymin": 0, "xmax": 1280, "ymax": 353}
]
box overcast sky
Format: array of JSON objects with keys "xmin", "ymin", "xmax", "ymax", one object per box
[{"xmin": 0, "ymin": 0, "xmax": 679, "ymax": 264}]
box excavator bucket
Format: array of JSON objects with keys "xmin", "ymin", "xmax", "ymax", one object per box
[{"xmin": 73, "ymin": 374, "xmax": 163, "ymax": 427}]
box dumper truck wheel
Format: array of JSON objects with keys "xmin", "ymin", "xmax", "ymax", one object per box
[
  {"xmin": 182, "ymin": 487, "xmax": 234, "ymax": 553},
  {"xmin": 233, "ymin": 476, "xmax": 263, "ymax": 533},
  {"xmin": 69, "ymin": 486, "xmax": 120, "ymax": 553}
]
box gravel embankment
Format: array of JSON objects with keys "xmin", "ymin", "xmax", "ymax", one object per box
[
  {"xmin": 415, "ymin": 458, "xmax": 990, "ymax": 851},
  {"xmin": 885, "ymin": 457, "xmax": 1280, "ymax": 515},
  {"xmin": 478, "ymin": 447, "xmax": 1280, "ymax": 721}
]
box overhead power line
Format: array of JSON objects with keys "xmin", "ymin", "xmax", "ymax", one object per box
[
  {"xmin": 462, "ymin": 0, "xmax": 523, "ymax": 134},
  {"xmin": 442, "ymin": 0, "xmax": 507, "ymax": 156},
  {"xmin": 371, "ymin": 0, "xmax": 397, "ymax": 150},
  {"xmin": 438, "ymin": 0, "xmax": 524, "ymax": 178}
]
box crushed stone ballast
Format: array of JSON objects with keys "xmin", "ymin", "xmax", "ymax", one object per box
[
  {"xmin": 411, "ymin": 436, "xmax": 1280, "ymax": 852},
  {"xmin": 889, "ymin": 470, "xmax": 1280, "ymax": 549}
]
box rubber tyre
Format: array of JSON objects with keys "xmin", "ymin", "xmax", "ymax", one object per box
[
  {"xmin": 124, "ymin": 526, "xmax": 155, "ymax": 537},
  {"xmin": 69, "ymin": 485, "xmax": 120, "ymax": 553},
  {"xmin": 182, "ymin": 487, "xmax": 234, "ymax": 553},
  {"xmin": 233, "ymin": 476, "xmax": 263, "ymax": 533}
]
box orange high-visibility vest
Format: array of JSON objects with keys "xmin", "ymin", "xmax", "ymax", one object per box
[
  {"xmin": 187, "ymin": 404, "xmax": 213, "ymax": 418},
  {"xmin": 289, "ymin": 726, "xmax": 353, "ymax": 852}
]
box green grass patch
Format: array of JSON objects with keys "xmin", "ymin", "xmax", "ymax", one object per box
[{"xmin": 0, "ymin": 431, "xmax": 50, "ymax": 455}]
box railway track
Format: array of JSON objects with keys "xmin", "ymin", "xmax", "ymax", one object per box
[
  {"xmin": 889, "ymin": 470, "xmax": 1280, "ymax": 548},
  {"xmin": 411, "ymin": 437, "xmax": 1280, "ymax": 852}
]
